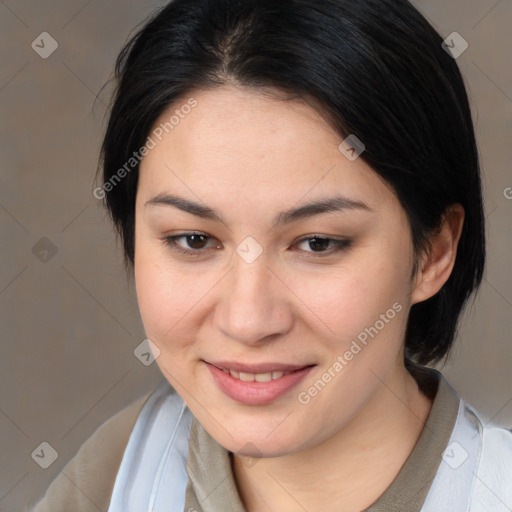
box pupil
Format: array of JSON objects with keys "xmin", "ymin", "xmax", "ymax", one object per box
[
  {"xmin": 309, "ymin": 238, "xmax": 329, "ymax": 251},
  {"xmin": 188, "ymin": 235, "xmax": 206, "ymax": 249},
  {"xmin": 185, "ymin": 236, "xmax": 331, "ymax": 251}
]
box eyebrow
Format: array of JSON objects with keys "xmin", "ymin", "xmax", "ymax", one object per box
[{"xmin": 145, "ymin": 193, "xmax": 373, "ymax": 228}]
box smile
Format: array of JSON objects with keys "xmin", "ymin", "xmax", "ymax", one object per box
[
  {"xmin": 219, "ymin": 368, "xmax": 294, "ymax": 382},
  {"xmin": 205, "ymin": 361, "xmax": 316, "ymax": 405}
]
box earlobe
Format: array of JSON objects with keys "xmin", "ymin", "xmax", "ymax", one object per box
[{"xmin": 411, "ymin": 204, "xmax": 465, "ymax": 305}]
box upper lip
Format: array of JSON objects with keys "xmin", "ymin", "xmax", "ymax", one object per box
[{"xmin": 206, "ymin": 360, "xmax": 314, "ymax": 373}]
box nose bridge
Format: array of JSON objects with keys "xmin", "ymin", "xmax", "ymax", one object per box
[{"xmin": 215, "ymin": 250, "xmax": 291, "ymax": 344}]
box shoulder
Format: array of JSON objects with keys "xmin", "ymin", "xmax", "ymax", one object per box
[
  {"xmin": 458, "ymin": 399, "xmax": 512, "ymax": 510},
  {"xmin": 469, "ymin": 403, "xmax": 512, "ymax": 473},
  {"xmin": 30, "ymin": 392, "xmax": 151, "ymax": 512},
  {"xmin": 472, "ymin": 420, "xmax": 512, "ymax": 509}
]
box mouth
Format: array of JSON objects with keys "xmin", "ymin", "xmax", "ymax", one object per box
[
  {"xmin": 212, "ymin": 366, "xmax": 309, "ymax": 382},
  {"xmin": 204, "ymin": 360, "xmax": 316, "ymax": 405},
  {"xmin": 207, "ymin": 360, "xmax": 314, "ymax": 381}
]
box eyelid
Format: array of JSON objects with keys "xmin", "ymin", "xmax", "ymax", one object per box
[
  {"xmin": 159, "ymin": 231, "xmax": 221, "ymax": 257},
  {"xmin": 293, "ymin": 235, "xmax": 352, "ymax": 255},
  {"xmin": 159, "ymin": 231, "xmax": 352, "ymax": 258}
]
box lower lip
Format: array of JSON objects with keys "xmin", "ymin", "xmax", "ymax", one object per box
[{"xmin": 205, "ymin": 362, "xmax": 315, "ymax": 405}]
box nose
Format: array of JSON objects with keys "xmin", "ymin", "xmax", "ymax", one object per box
[{"xmin": 214, "ymin": 253, "xmax": 293, "ymax": 346}]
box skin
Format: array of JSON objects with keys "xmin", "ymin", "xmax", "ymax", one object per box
[{"xmin": 134, "ymin": 85, "xmax": 464, "ymax": 512}]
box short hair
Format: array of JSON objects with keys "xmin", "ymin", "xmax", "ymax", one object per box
[{"xmin": 97, "ymin": 0, "xmax": 486, "ymax": 367}]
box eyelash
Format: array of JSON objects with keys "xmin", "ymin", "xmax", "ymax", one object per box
[{"xmin": 159, "ymin": 232, "xmax": 352, "ymax": 258}]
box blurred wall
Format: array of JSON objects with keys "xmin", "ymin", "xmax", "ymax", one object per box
[{"xmin": 0, "ymin": 0, "xmax": 510, "ymax": 510}]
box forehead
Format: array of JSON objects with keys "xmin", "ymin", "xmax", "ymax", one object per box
[{"xmin": 137, "ymin": 85, "xmax": 395, "ymax": 212}]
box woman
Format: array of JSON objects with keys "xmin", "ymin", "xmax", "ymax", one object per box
[{"xmin": 34, "ymin": 0, "xmax": 512, "ymax": 510}]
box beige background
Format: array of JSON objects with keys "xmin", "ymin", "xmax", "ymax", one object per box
[{"xmin": 1, "ymin": 0, "xmax": 511, "ymax": 510}]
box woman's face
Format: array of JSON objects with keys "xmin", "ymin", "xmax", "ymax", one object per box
[{"xmin": 134, "ymin": 85, "xmax": 421, "ymax": 456}]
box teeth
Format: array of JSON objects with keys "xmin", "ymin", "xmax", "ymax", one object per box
[
  {"xmin": 227, "ymin": 369, "xmax": 291, "ymax": 381},
  {"xmin": 255, "ymin": 372, "xmax": 272, "ymax": 382}
]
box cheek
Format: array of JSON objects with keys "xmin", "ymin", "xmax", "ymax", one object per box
[
  {"xmin": 134, "ymin": 247, "xmax": 190, "ymax": 342},
  {"xmin": 134, "ymin": 245, "xmax": 219, "ymax": 355},
  {"xmin": 134, "ymin": 258, "xmax": 206, "ymax": 390},
  {"xmin": 285, "ymin": 250, "xmax": 411, "ymax": 349}
]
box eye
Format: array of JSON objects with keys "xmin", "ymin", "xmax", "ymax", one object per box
[
  {"xmin": 159, "ymin": 232, "xmax": 352, "ymax": 259},
  {"xmin": 294, "ymin": 235, "xmax": 352, "ymax": 256},
  {"xmin": 160, "ymin": 232, "xmax": 220, "ymax": 257}
]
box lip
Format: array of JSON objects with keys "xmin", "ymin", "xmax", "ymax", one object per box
[
  {"xmin": 204, "ymin": 361, "xmax": 315, "ymax": 406},
  {"xmin": 207, "ymin": 360, "xmax": 310, "ymax": 374}
]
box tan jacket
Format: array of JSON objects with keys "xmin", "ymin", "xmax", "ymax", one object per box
[{"xmin": 32, "ymin": 394, "xmax": 151, "ymax": 512}]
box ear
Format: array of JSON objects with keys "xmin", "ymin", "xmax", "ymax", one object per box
[{"xmin": 411, "ymin": 204, "xmax": 465, "ymax": 305}]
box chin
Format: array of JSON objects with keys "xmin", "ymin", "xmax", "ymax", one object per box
[{"xmin": 205, "ymin": 414, "xmax": 313, "ymax": 458}]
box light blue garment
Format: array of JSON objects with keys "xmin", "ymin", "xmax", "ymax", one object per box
[
  {"xmin": 107, "ymin": 380, "xmax": 193, "ymax": 512},
  {"xmin": 422, "ymin": 399, "xmax": 512, "ymax": 511},
  {"xmin": 108, "ymin": 379, "xmax": 512, "ymax": 512}
]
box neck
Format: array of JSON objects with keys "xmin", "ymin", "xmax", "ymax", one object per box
[{"xmin": 232, "ymin": 364, "xmax": 434, "ymax": 512}]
